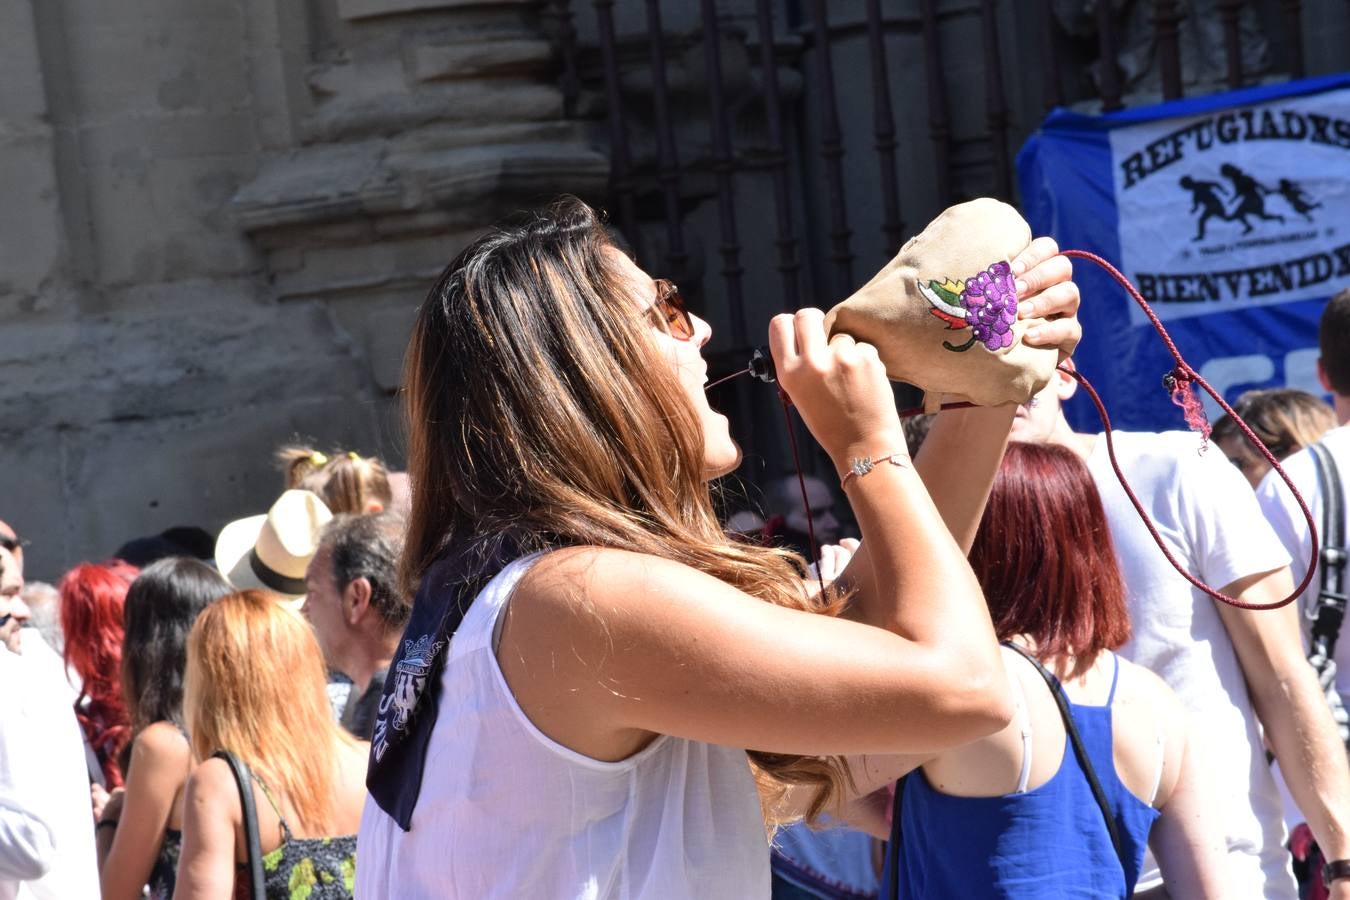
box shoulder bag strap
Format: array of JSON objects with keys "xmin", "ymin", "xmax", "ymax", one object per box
[
  {"xmin": 213, "ymin": 750, "xmax": 266, "ymax": 900},
  {"xmin": 884, "ymin": 772, "xmax": 908, "ymax": 900},
  {"xmin": 1309, "ymin": 443, "xmax": 1348, "ymax": 661},
  {"xmin": 1002, "ymin": 642, "xmax": 1125, "ymax": 869}
]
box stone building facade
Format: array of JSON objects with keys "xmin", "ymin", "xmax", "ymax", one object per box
[
  {"xmin": 2, "ymin": 0, "xmax": 1346, "ymax": 578},
  {"xmin": 1, "ymin": 0, "xmax": 606, "ymax": 578}
]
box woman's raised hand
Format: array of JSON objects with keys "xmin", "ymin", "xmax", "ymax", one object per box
[
  {"xmin": 768, "ymin": 308, "xmax": 906, "ymax": 471},
  {"xmin": 1012, "ymin": 236, "xmax": 1081, "ymax": 361}
]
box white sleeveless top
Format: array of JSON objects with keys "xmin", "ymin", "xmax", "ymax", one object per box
[{"xmin": 356, "ymin": 554, "xmax": 771, "ymax": 899}]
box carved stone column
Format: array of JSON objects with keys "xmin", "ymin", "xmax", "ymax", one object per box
[{"xmin": 230, "ymin": 0, "xmax": 609, "ymax": 390}]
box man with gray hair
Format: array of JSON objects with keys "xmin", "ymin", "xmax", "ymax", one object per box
[{"xmin": 304, "ymin": 513, "xmax": 411, "ymax": 739}]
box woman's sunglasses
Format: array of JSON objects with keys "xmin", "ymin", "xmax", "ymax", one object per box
[{"xmin": 646, "ymin": 279, "xmax": 696, "ymax": 341}]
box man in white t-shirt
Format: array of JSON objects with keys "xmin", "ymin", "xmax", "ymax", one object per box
[
  {"xmin": 0, "ymin": 522, "xmax": 99, "ymax": 900},
  {"xmin": 1258, "ymin": 290, "xmax": 1350, "ymax": 704},
  {"xmin": 1012, "ymin": 368, "xmax": 1350, "ymax": 900},
  {"xmin": 1256, "ymin": 289, "xmax": 1350, "ymax": 880}
]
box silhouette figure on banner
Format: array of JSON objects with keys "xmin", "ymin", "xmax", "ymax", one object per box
[
  {"xmin": 1277, "ymin": 178, "xmax": 1322, "ymax": 222},
  {"xmin": 1178, "ymin": 165, "xmax": 1318, "ymax": 241},
  {"xmin": 1179, "ymin": 175, "xmax": 1231, "ymax": 242},
  {"xmin": 1220, "ymin": 163, "xmax": 1286, "ymax": 233}
]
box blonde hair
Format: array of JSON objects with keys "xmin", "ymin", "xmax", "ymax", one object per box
[
  {"xmin": 184, "ymin": 591, "xmax": 357, "ymax": 833},
  {"xmin": 1212, "ymin": 388, "xmax": 1336, "ymax": 460},
  {"xmin": 277, "ymin": 445, "xmax": 393, "ymax": 515},
  {"xmin": 402, "ymin": 197, "xmax": 846, "ymax": 821}
]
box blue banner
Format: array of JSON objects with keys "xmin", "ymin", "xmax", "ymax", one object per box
[{"xmin": 1018, "ymin": 73, "xmax": 1350, "ymax": 431}]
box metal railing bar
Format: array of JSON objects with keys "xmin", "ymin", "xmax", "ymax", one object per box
[{"xmin": 864, "ymin": 0, "xmax": 905, "ymax": 254}]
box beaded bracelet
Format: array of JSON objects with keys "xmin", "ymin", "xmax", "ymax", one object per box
[{"xmin": 839, "ymin": 451, "xmax": 909, "ymax": 490}]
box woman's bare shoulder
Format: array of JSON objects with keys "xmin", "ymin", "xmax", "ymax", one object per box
[
  {"xmin": 515, "ymin": 546, "xmax": 717, "ymax": 612},
  {"xmin": 525, "ymin": 545, "xmax": 695, "ymax": 580},
  {"xmin": 338, "ymin": 738, "xmax": 370, "ymax": 783},
  {"xmin": 133, "ymin": 720, "xmax": 191, "ymax": 758},
  {"xmin": 1115, "ymin": 657, "xmax": 1179, "ymax": 706},
  {"xmin": 183, "ymin": 756, "xmax": 241, "ymax": 820},
  {"xmin": 1113, "ymin": 656, "xmax": 1188, "ymax": 744}
]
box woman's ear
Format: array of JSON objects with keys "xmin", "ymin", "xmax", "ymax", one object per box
[{"xmin": 1055, "ymin": 363, "xmax": 1079, "ymax": 402}]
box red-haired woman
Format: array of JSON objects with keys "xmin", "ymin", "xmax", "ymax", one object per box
[
  {"xmin": 858, "ymin": 443, "xmax": 1226, "ymax": 898},
  {"xmin": 59, "ymin": 561, "xmax": 138, "ymax": 788}
]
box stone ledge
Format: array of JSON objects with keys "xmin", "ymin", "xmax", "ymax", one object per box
[
  {"xmin": 300, "ymin": 81, "xmax": 564, "ymax": 144},
  {"xmin": 336, "ymin": 0, "xmax": 534, "ymax": 22},
  {"xmin": 230, "ymin": 131, "xmax": 608, "ymax": 234},
  {"xmin": 0, "ymin": 295, "xmax": 365, "ymax": 434},
  {"xmin": 413, "ymin": 38, "xmax": 554, "ymax": 82}
]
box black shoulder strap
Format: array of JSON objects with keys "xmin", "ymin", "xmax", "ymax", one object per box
[
  {"xmin": 885, "ymin": 772, "xmax": 908, "ymax": 900},
  {"xmin": 883, "ymin": 645, "xmax": 1126, "ymax": 898},
  {"xmin": 1002, "ymin": 643, "xmax": 1126, "ymax": 869},
  {"xmin": 214, "ymin": 750, "xmax": 266, "ymax": 900},
  {"xmin": 1308, "ymin": 443, "xmax": 1347, "ymax": 661}
]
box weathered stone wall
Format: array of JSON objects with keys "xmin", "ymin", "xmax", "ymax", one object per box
[
  {"xmin": 0, "ymin": 0, "xmax": 606, "ymax": 580},
  {"xmin": 3, "ymin": 0, "xmax": 1345, "ymax": 579}
]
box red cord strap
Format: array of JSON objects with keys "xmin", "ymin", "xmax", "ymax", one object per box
[
  {"xmin": 779, "ymin": 388, "xmax": 829, "ymax": 603},
  {"xmin": 1061, "ymin": 249, "xmax": 1319, "ymax": 611}
]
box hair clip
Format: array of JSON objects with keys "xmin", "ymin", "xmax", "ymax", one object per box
[
  {"xmin": 348, "ymin": 451, "xmax": 362, "ymax": 462},
  {"xmin": 309, "ymin": 451, "xmax": 329, "ymax": 466}
]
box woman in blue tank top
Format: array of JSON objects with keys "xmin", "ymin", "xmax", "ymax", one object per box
[{"xmin": 871, "ymin": 443, "xmax": 1227, "ymax": 898}]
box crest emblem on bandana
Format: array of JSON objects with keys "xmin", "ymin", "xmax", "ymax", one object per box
[
  {"xmin": 918, "ymin": 260, "xmax": 1019, "ymax": 353},
  {"xmin": 372, "ymin": 633, "xmax": 447, "ymax": 763}
]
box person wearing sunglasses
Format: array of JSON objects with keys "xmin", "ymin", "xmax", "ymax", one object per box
[{"xmin": 356, "ymin": 196, "xmax": 1083, "ymax": 899}]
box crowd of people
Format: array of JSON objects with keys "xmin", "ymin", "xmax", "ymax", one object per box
[
  {"xmin": 0, "ymin": 447, "xmax": 408, "ymax": 900},
  {"xmin": 2, "ymin": 195, "xmax": 1349, "ymax": 900}
]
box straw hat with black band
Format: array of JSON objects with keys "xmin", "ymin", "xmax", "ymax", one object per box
[{"xmin": 215, "ymin": 489, "xmax": 332, "ymax": 607}]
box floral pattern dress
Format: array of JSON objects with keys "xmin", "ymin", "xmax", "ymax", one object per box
[
  {"xmin": 146, "ymin": 829, "xmax": 181, "ymax": 900},
  {"xmin": 259, "ymin": 832, "xmax": 357, "ymax": 900},
  {"xmin": 232, "ymin": 779, "xmax": 357, "ymax": 900}
]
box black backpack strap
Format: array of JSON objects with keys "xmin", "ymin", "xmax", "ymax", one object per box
[
  {"xmin": 1002, "ymin": 642, "xmax": 1125, "ymax": 869},
  {"xmin": 214, "ymin": 750, "xmax": 266, "ymax": 900},
  {"xmin": 1308, "ymin": 442, "xmax": 1348, "ymax": 663}
]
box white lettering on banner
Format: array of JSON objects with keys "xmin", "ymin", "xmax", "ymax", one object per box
[
  {"xmin": 1284, "ymin": 348, "xmax": 1324, "ymax": 395},
  {"xmin": 1198, "ymin": 355, "xmax": 1275, "ymax": 419},
  {"xmin": 1197, "ymin": 348, "xmax": 1330, "ymax": 419},
  {"xmin": 1109, "ymin": 87, "xmax": 1350, "ymax": 325}
]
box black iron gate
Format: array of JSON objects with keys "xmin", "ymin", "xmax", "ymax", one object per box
[{"xmin": 546, "ymin": 0, "xmax": 1328, "ymax": 493}]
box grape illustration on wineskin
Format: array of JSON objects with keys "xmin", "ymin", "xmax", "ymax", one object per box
[{"xmin": 917, "ymin": 260, "xmax": 1019, "ymax": 353}]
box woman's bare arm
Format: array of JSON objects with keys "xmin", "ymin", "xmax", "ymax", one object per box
[
  {"xmin": 172, "ymin": 758, "xmax": 238, "ymax": 900},
  {"xmin": 101, "ymin": 723, "xmax": 190, "ymax": 900},
  {"xmin": 500, "ymin": 308, "xmax": 1011, "ymax": 762},
  {"xmin": 1150, "ymin": 723, "xmax": 1229, "ymax": 898}
]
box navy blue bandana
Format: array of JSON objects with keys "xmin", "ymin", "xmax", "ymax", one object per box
[{"xmin": 366, "ymin": 539, "xmax": 518, "ymax": 830}]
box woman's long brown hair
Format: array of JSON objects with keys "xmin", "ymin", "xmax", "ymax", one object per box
[
  {"xmin": 184, "ymin": 591, "xmax": 358, "ymax": 833},
  {"xmin": 402, "ymin": 197, "xmax": 845, "ymax": 821}
]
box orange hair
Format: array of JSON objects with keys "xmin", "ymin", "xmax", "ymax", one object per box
[{"xmin": 184, "ymin": 591, "xmax": 357, "ymax": 832}]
